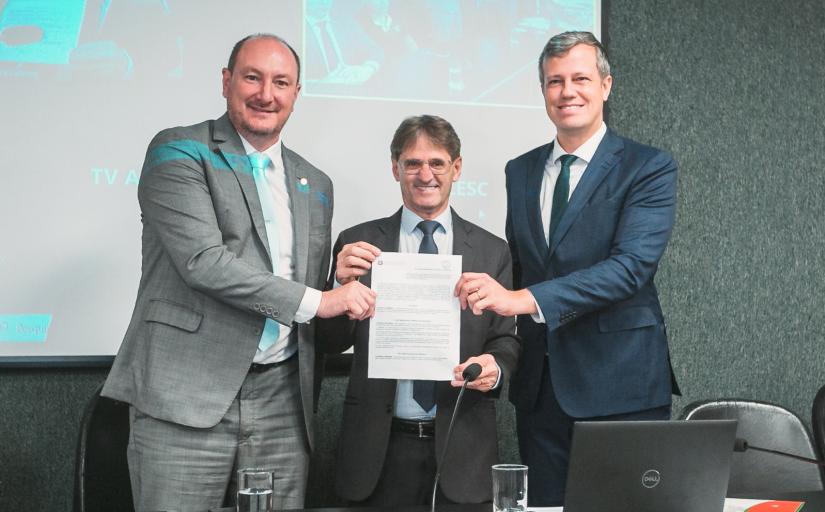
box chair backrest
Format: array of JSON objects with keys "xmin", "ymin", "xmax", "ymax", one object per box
[
  {"xmin": 813, "ymin": 385, "xmax": 825, "ymax": 461},
  {"xmin": 680, "ymin": 399, "xmax": 825, "ymax": 496},
  {"xmin": 73, "ymin": 383, "xmax": 134, "ymax": 512}
]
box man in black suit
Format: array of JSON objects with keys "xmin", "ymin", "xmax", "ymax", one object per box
[{"xmin": 318, "ymin": 115, "xmax": 520, "ymax": 506}]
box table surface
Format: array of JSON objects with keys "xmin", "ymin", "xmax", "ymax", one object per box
[{"xmin": 210, "ymin": 492, "xmax": 825, "ymax": 512}]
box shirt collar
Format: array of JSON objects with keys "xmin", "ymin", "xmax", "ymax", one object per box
[
  {"xmin": 239, "ymin": 135, "xmax": 283, "ymax": 168},
  {"xmin": 551, "ymin": 122, "xmax": 607, "ymax": 166},
  {"xmin": 400, "ymin": 206, "xmax": 453, "ymax": 235}
]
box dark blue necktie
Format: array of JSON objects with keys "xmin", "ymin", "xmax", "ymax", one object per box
[
  {"xmin": 412, "ymin": 220, "xmax": 440, "ymax": 411},
  {"xmin": 548, "ymin": 154, "xmax": 577, "ymax": 241}
]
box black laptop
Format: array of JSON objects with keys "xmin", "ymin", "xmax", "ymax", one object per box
[{"xmin": 563, "ymin": 419, "xmax": 738, "ymax": 512}]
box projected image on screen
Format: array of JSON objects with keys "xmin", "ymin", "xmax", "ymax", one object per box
[
  {"xmin": 302, "ymin": 0, "xmax": 597, "ymax": 106},
  {"xmin": 1, "ymin": 0, "xmax": 601, "ymax": 359},
  {"xmin": 0, "ymin": 0, "xmax": 183, "ymax": 79}
]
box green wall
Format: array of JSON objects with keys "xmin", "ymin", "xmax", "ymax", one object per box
[
  {"xmin": 2, "ymin": 0, "xmax": 824, "ymax": 509},
  {"xmin": 606, "ymin": 0, "xmax": 825, "ymax": 415}
]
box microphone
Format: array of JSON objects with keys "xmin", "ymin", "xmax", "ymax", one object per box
[
  {"xmin": 734, "ymin": 437, "xmax": 825, "ymax": 467},
  {"xmin": 430, "ymin": 363, "xmax": 483, "ymax": 512},
  {"xmin": 462, "ymin": 362, "xmax": 483, "ymax": 382}
]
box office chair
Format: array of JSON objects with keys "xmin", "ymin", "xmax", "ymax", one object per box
[
  {"xmin": 73, "ymin": 383, "xmax": 134, "ymax": 512},
  {"xmin": 813, "ymin": 384, "xmax": 825, "ymax": 461},
  {"xmin": 680, "ymin": 399, "xmax": 824, "ymax": 496}
]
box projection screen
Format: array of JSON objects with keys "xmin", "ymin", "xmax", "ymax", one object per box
[{"xmin": 0, "ymin": 0, "xmax": 602, "ymax": 362}]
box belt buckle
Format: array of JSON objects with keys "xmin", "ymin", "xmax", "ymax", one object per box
[{"xmin": 418, "ymin": 422, "xmax": 426, "ymax": 438}]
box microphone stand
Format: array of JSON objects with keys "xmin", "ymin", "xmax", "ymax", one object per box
[
  {"xmin": 430, "ymin": 363, "xmax": 482, "ymax": 512},
  {"xmin": 735, "ymin": 438, "xmax": 825, "ymax": 467}
]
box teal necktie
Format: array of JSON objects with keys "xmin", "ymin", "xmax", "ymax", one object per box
[
  {"xmin": 250, "ymin": 152, "xmax": 280, "ymax": 352},
  {"xmin": 548, "ymin": 154, "xmax": 577, "ymax": 241}
]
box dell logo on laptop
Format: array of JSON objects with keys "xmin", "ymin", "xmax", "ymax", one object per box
[{"xmin": 641, "ymin": 469, "xmax": 661, "ymax": 488}]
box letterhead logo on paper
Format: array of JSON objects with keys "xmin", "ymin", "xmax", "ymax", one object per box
[{"xmin": 641, "ymin": 469, "xmax": 661, "ymax": 489}]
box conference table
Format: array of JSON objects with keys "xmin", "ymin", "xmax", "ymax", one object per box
[{"xmin": 212, "ymin": 492, "xmax": 825, "ymax": 512}]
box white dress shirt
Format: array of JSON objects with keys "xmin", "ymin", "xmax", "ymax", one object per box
[
  {"xmin": 532, "ymin": 123, "xmax": 607, "ymax": 324},
  {"xmin": 240, "ymin": 136, "xmax": 322, "ymax": 364}
]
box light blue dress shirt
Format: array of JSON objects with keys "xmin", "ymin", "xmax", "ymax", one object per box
[{"xmin": 392, "ymin": 206, "xmax": 453, "ymax": 420}]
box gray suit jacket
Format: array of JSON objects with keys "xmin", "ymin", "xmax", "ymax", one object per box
[
  {"xmin": 317, "ymin": 208, "xmax": 520, "ymax": 503},
  {"xmin": 102, "ymin": 113, "xmax": 332, "ymax": 448}
]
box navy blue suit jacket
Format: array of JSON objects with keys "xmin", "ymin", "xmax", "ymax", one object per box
[{"xmin": 506, "ymin": 129, "xmax": 679, "ymax": 418}]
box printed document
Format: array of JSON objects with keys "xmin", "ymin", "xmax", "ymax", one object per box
[{"xmin": 368, "ymin": 251, "xmax": 461, "ymax": 380}]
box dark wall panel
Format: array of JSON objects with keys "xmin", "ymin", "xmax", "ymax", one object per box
[
  {"xmin": 606, "ymin": 0, "xmax": 825, "ymax": 417},
  {"xmin": 0, "ymin": 369, "xmax": 107, "ymax": 511}
]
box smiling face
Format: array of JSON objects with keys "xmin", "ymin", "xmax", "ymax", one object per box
[
  {"xmin": 541, "ymin": 43, "xmax": 612, "ymax": 151},
  {"xmin": 392, "ymin": 134, "xmax": 462, "ymax": 219},
  {"xmin": 222, "ymin": 37, "xmax": 300, "ymax": 150}
]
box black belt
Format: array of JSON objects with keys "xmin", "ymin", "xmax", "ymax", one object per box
[
  {"xmin": 248, "ymin": 353, "xmax": 296, "ymax": 373},
  {"xmin": 392, "ymin": 417, "xmax": 435, "ymax": 438}
]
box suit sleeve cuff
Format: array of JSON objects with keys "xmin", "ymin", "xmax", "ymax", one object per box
[{"xmin": 295, "ymin": 287, "xmax": 322, "ymax": 323}]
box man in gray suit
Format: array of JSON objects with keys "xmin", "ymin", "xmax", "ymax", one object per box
[{"xmin": 102, "ymin": 34, "xmax": 376, "ymax": 512}]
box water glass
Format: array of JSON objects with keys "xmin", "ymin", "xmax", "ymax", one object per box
[
  {"xmin": 237, "ymin": 468, "xmax": 274, "ymax": 512},
  {"xmin": 492, "ymin": 464, "xmax": 528, "ymax": 512}
]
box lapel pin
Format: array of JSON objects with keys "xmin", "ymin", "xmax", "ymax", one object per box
[{"xmin": 297, "ymin": 177, "xmax": 310, "ymax": 193}]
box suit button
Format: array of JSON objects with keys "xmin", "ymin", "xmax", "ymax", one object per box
[
  {"xmin": 254, "ymin": 328, "xmax": 262, "ymax": 335},
  {"xmin": 265, "ymin": 307, "xmax": 274, "ymax": 315}
]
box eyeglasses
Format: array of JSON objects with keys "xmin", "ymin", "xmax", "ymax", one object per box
[{"xmin": 399, "ymin": 158, "xmax": 453, "ymax": 175}]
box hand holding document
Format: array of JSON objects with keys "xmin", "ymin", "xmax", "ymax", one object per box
[{"xmin": 368, "ymin": 252, "xmax": 461, "ymax": 380}]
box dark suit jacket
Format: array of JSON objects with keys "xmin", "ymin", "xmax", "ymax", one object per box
[
  {"xmin": 318, "ymin": 208, "xmax": 520, "ymax": 503},
  {"xmin": 506, "ymin": 130, "xmax": 679, "ymax": 419},
  {"xmin": 102, "ymin": 113, "xmax": 332, "ymax": 448}
]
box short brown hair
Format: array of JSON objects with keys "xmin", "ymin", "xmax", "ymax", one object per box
[
  {"xmin": 538, "ymin": 31, "xmax": 610, "ymax": 83},
  {"xmin": 390, "ymin": 115, "xmax": 461, "ymax": 161}
]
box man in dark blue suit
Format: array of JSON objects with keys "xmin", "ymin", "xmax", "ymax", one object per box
[{"xmin": 455, "ymin": 31, "xmax": 679, "ymax": 506}]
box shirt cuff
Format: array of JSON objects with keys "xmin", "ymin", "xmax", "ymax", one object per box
[
  {"xmin": 295, "ymin": 287, "xmax": 322, "ymax": 323},
  {"xmin": 492, "ymin": 361, "xmax": 503, "ymax": 389},
  {"xmin": 530, "ymin": 295, "xmax": 546, "ymax": 324}
]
